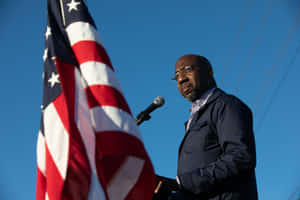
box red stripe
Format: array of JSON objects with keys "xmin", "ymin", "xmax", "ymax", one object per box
[
  {"xmin": 99, "ymin": 155, "xmax": 128, "ymax": 185},
  {"xmin": 54, "ymin": 59, "xmax": 93, "ymax": 199},
  {"xmin": 126, "ymin": 161, "xmax": 156, "ymax": 200},
  {"xmin": 72, "ymin": 41, "xmax": 114, "ymax": 70},
  {"xmin": 86, "ymin": 85, "xmax": 132, "ymax": 115},
  {"xmin": 95, "ymin": 131, "xmax": 155, "ymax": 199},
  {"xmin": 36, "ymin": 168, "xmax": 46, "ymax": 200},
  {"xmin": 54, "ymin": 58, "xmax": 75, "ymax": 133},
  {"xmin": 45, "ymin": 143, "xmax": 64, "ymax": 200},
  {"xmin": 95, "ymin": 131, "xmax": 152, "ymax": 184},
  {"xmin": 95, "ymin": 131, "xmax": 148, "ymax": 158},
  {"xmin": 61, "ymin": 133, "xmax": 92, "ymax": 200}
]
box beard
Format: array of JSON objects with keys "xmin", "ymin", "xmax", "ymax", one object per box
[{"xmin": 184, "ymin": 89, "xmax": 201, "ymax": 102}]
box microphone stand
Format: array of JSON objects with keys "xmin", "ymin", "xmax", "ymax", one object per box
[{"xmin": 136, "ymin": 112, "xmax": 151, "ymax": 125}]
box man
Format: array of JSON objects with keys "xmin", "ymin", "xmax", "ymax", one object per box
[{"xmin": 170, "ymin": 54, "xmax": 258, "ymax": 200}]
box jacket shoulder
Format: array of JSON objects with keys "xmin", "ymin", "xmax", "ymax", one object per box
[
  {"xmin": 213, "ymin": 89, "xmax": 250, "ymax": 109},
  {"xmin": 210, "ymin": 89, "xmax": 253, "ymax": 121}
]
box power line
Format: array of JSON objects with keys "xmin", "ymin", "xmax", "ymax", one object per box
[
  {"xmin": 288, "ymin": 185, "xmax": 300, "ymax": 200},
  {"xmin": 220, "ymin": 0, "xmax": 253, "ymax": 85},
  {"xmin": 255, "ymin": 44, "xmax": 300, "ymax": 133},
  {"xmin": 253, "ymin": 9, "xmax": 300, "ymax": 113},
  {"xmin": 233, "ymin": 0, "xmax": 276, "ymax": 93}
]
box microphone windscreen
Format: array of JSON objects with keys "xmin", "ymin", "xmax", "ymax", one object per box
[{"xmin": 153, "ymin": 96, "xmax": 165, "ymax": 107}]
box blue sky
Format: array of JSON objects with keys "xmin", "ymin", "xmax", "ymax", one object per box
[{"xmin": 1, "ymin": 0, "xmax": 300, "ymax": 199}]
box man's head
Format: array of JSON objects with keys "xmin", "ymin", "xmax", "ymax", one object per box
[{"xmin": 174, "ymin": 54, "xmax": 216, "ymax": 102}]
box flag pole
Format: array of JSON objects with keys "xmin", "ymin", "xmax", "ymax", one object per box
[{"xmin": 59, "ymin": 0, "xmax": 66, "ymax": 26}]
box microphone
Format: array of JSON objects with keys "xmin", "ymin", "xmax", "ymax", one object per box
[{"xmin": 136, "ymin": 96, "xmax": 165, "ymax": 125}]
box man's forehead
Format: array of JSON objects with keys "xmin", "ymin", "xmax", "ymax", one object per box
[{"xmin": 175, "ymin": 55, "xmax": 204, "ymax": 69}]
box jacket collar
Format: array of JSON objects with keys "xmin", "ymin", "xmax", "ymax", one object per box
[
  {"xmin": 203, "ymin": 88, "xmax": 224, "ymax": 106},
  {"xmin": 184, "ymin": 88, "xmax": 225, "ymax": 130},
  {"xmin": 180, "ymin": 88, "xmax": 225, "ymax": 153}
]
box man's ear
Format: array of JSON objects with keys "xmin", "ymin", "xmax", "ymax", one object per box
[{"xmin": 210, "ymin": 67, "xmax": 213, "ymax": 76}]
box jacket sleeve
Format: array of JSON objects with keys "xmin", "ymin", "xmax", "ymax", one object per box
[{"xmin": 178, "ymin": 97, "xmax": 256, "ymax": 195}]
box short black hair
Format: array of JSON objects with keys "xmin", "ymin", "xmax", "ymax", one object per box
[{"xmin": 192, "ymin": 55, "xmax": 216, "ymax": 87}]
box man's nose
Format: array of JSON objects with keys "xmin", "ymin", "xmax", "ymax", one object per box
[{"xmin": 177, "ymin": 72, "xmax": 188, "ymax": 83}]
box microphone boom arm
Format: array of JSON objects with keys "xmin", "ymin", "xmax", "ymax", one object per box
[
  {"xmin": 136, "ymin": 112, "xmax": 151, "ymax": 125},
  {"xmin": 135, "ymin": 96, "xmax": 165, "ymax": 126}
]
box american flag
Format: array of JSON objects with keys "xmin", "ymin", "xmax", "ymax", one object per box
[{"xmin": 36, "ymin": 0, "xmax": 155, "ymax": 199}]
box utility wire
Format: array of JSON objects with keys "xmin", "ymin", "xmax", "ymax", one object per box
[
  {"xmin": 220, "ymin": 0, "xmax": 253, "ymax": 85},
  {"xmin": 255, "ymin": 44, "xmax": 300, "ymax": 133},
  {"xmin": 287, "ymin": 185, "xmax": 300, "ymax": 200},
  {"xmin": 253, "ymin": 10, "xmax": 300, "ymax": 113},
  {"xmin": 233, "ymin": 0, "xmax": 276, "ymax": 93}
]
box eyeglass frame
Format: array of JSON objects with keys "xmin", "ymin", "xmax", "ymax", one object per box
[{"xmin": 171, "ymin": 65, "xmax": 200, "ymax": 81}]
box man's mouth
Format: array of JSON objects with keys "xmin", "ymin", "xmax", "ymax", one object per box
[{"xmin": 182, "ymin": 85, "xmax": 193, "ymax": 96}]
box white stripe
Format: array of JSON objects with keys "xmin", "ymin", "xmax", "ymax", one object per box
[
  {"xmin": 37, "ymin": 131, "xmax": 46, "ymax": 175},
  {"xmin": 74, "ymin": 68, "xmax": 106, "ymax": 200},
  {"xmin": 107, "ymin": 156, "xmax": 145, "ymax": 200},
  {"xmin": 88, "ymin": 172, "xmax": 107, "ymax": 200},
  {"xmin": 91, "ymin": 106, "xmax": 142, "ymax": 140},
  {"xmin": 66, "ymin": 21, "xmax": 103, "ymax": 46},
  {"xmin": 43, "ymin": 103, "xmax": 69, "ymax": 179},
  {"xmin": 80, "ymin": 61, "xmax": 122, "ymax": 92},
  {"xmin": 45, "ymin": 193, "xmax": 49, "ymax": 200}
]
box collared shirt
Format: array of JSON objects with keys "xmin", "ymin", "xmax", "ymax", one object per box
[{"xmin": 186, "ymin": 88, "xmax": 216, "ymax": 130}]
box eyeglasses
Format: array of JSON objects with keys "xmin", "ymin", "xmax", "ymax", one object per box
[{"xmin": 172, "ymin": 65, "xmax": 199, "ymax": 81}]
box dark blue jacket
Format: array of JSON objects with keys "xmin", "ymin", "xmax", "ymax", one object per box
[{"xmin": 176, "ymin": 89, "xmax": 258, "ymax": 200}]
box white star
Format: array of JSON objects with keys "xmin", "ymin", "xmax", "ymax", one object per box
[
  {"xmin": 41, "ymin": 105, "xmax": 45, "ymax": 113},
  {"xmin": 51, "ymin": 57, "xmax": 57, "ymax": 65},
  {"xmin": 43, "ymin": 48, "xmax": 48, "ymax": 62},
  {"xmin": 48, "ymin": 72, "xmax": 60, "ymax": 88},
  {"xmin": 45, "ymin": 26, "xmax": 52, "ymax": 40},
  {"xmin": 67, "ymin": 0, "xmax": 81, "ymax": 12}
]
